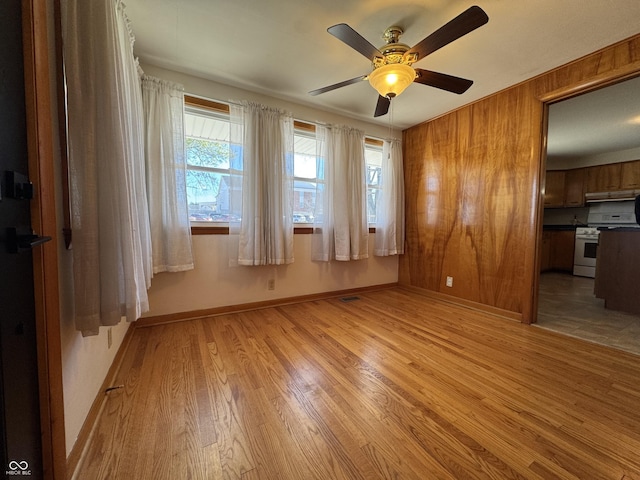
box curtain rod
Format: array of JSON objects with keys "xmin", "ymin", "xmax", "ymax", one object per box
[{"xmin": 186, "ymin": 93, "xmax": 401, "ymax": 142}]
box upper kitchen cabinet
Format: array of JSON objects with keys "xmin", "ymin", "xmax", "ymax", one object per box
[
  {"xmin": 563, "ymin": 168, "xmax": 585, "ymax": 206},
  {"xmin": 586, "ymin": 163, "xmax": 622, "ymax": 192},
  {"xmin": 543, "ymin": 170, "xmax": 565, "ymax": 207},
  {"xmin": 543, "ymin": 168, "xmax": 585, "ymax": 207},
  {"xmin": 621, "ymin": 160, "xmax": 640, "ymax": 189}
]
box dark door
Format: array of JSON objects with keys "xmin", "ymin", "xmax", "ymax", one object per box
[{"xmin": 0, "ymin": 1, "xmax": 44, "ymax": 478}]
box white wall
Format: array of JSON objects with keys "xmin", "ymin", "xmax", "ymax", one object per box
[{"xmin": 146, "ymin": 233, "xmax": 398, "ymax": 317}]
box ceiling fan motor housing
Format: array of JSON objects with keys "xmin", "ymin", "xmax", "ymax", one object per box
[
  {"xmin": 373, "ymin": 26, "xmax": 417, "ymax": 68},
  {"xmin": 369, "ymin": 26, "xmax": 417, "ymax": 98}
]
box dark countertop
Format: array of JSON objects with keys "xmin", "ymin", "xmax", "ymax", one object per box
[
  {"xmin": 597, "ymin": 227, "xmax": 640, "ymax": 232},
  {"xmin": 542, "ymin": 225, "xmax": 580, "ymax": 231}
]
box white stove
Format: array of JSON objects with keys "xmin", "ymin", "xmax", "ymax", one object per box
[{"xmin": 573, "ymin": 227, "xmax": 599, "ymax": 278}]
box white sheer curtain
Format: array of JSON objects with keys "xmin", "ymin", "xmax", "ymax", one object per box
[
  {"xmin": 312, "ymin": 125, "xmax": 369, "ymax": 261},
  {"xmin": 228, "ymin": 102, "xmax": 295, "ymax": 265},
  {"xmin": 63, "ymin": 0, "xmax": 152, "ymax": 336},
  {"xmin": 141, "ymin": 75, "xmax": 194, "ymax": 273},
  {"xmin": 375, "ymin": 138, "xmax": 405, "ymax": 256}
]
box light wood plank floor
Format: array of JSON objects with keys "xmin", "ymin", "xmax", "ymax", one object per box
[{"xmin": 76, "ymin": 288, "xmax": 640, "ymax": 479}]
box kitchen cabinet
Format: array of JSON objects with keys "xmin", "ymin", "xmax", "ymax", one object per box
[
  {"xmin": 540, "ymin": 231, "xmax": 552, "ymax": 272},
  {"xmin": 563, "ymin": 168, "xmax": 585, "ymax": 206},
  {"xmin": 544, "ymin": 170, "xmax": 566, "ymax": 207},
  {"xmin": 595, "ymin": 230, "xmax": 640, "ymax": 315},
  {"xmin": 550, "ymin": 230, "xmax": 575, "ymax": 272},
  {"xmin": 540, "ymin": 229, "xmax": 575, "ymax": 273},
  {"xmin": 621, "ymin": 160, "xmax": 640, "ymax": 189},
  {"xmin": 586, "ymin": 163, "xmax": 622, "ymax": 192},
  {"xmin": 545, "ymin": 160, "xmax": 639, "ymax": 210}
]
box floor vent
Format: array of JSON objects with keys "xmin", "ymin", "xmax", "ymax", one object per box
[{"xmin": 340, "ymin": 296, "xmax": 361, "ymax": 303}]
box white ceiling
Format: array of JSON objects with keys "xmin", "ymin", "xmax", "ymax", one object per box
[
  {"xmin": 547, "ymin": 75, "xmax": 640, "ymax": 160},
  {"xmin": 125, "ymin": 0, "xmax": 640, "ymax": 135}
]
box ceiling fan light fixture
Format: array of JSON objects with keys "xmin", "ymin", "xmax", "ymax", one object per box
[{"xmin": 368, "ymin": 63, "xmax": 415, "ymax": 98}]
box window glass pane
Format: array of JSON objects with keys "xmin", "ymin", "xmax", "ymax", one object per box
[
  {"xmin": 184, "ymin": 107, "xmax": 230, "ymax": 169},
  {"xmin": 185, "ymin": 105, "xmax": 232, "ymax": 223},
  {"xmin": 294, "ymin": 153, "xmax": 316, "ymax": 179},
  {"xmin": 187, "ymin": 170, "xmax": 232, "ymax": 222},
  {"xmin": 186, "ymin": 138, "xmax": 231, "ymax": 169},
  {"xmin": 293, "ymin": 129, "xmax": 318, "ymax": 222},
  {"xmin": 365, "ymin": 145, "xmax": 383, "ymax": 169},
  {"xmin": 293, "ymin": 180, "xmax": 316, "ymax": 223},
  {"xmin": 365, "ymin": 143, "xmax": 383, "ymax": 224},
  {"xmin": 294, "ymin": 132, "xmax": 317, "ymax": 179},
  {"xmin": 367, "ymin": 187, "xmax": 379, "ymax": 224}
]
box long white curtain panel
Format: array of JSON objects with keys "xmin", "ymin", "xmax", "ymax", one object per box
[
  {"xmin": 63, "ymin": 0, "xmax": 152, "ymax": 335},
  {"xmin": 229, "ymin": 102, "xmax": 295, "ymax": 266},
  {"xmin": 375, "ymin": 138, "xmax": 405, "ymax": 256},
  {"xmin": 142, "ymin": 76, "xmax": 194, "ymax": 274},
  {"xmin": 312, "ymin": 125, "xmax": 369, "ymax": 261}
]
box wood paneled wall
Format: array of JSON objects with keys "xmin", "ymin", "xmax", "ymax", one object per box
[{"xmin": 400, "ymin": 34, "xmax": 640, "ymax": 323}]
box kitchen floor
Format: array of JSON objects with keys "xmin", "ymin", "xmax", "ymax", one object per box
[{"xmin": 536, "ymin": 271, "xmax": 640, "ymax": 356}]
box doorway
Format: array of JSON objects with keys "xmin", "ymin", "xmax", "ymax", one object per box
[
  {"xmin": 535, "ymin": 74, "xmax": 640, "ymax": 355},
  {"xmin": 0, "ymin": 1, "xmax": 66, "ymax": 478},
  {"xmin": 0, "ymin": 1, "xmax": 43, "ymax": 475}
]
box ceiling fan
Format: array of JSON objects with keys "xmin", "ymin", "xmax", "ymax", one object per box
[{"xmin": 309, "ymin": 6, "xmax": 489, "ymax": 117}]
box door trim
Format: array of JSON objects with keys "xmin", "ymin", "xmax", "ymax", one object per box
[{"xmin": 21, "ymin": 1, "xmax": 66, "ymax": 478}]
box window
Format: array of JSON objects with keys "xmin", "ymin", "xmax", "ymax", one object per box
[
  {"xmin": 365, "ymin": 140, "xmax": 383, "ymax": 224},
  {"xmin": 184, "ymin": 96, "xmax": 384, "ymax": 229},
  {"xmin": 184, "ymin": 97, "xmax": 233, "ymax": 223},
  {"xmin": 292, "ymin": 125, "xmax": 383, "ymax": 225},
  {"xmin": 293, "ymin": 123, "xmax": 318, "ymax": 224}
]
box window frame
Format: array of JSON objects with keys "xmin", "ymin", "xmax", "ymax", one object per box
[
  {"xmin": 185, "ymin": 95, "xmax": 233, "ymax": 235},
  {"xmin": 292, "ymin": 121, "xmax": 320, "ymax": 226},
  {"xmin": 365, "ymin": 138, "xmax": 384, "ymax": 226}
]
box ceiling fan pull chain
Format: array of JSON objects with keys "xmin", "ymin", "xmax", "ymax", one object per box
[{"xmin": 388, "ymin": 99, "xmax": 393, "ymax": 138}]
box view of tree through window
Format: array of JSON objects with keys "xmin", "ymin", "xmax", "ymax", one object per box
[{"xmin": 185, "ymin": 104, "xmax": 233, "ymax": 222}]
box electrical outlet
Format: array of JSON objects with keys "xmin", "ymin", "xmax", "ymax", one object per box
[
  {"xmin": 446, "ymin": 276, "xmax": 453, "ymax": 287},
  {"xmin": 268, "ymin": 279, "xmax": 275, "ymax": 290},
  {"xmin": 107, "ymin": 327, "xmax": 113, "ymax": 349}
]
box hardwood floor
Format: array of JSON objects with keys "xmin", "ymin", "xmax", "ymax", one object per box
[
  {"xmin": 537, "ymin": 272, "xmax": 640, "ymax": 356},
  {"xmin": 76, "ymin": 288, "xmax": 640, "ymax": 479}
]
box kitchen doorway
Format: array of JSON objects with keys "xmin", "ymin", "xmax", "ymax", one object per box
[{"xmin": 535, "ymin": 74, "xmax": 640, "ymax": 355}]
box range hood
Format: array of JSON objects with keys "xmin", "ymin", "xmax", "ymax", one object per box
[
  {"xmin": 587, "ymin": 199, "xmax": 639, "ymax": 227},
  {"xmin": 585, "ymin": 189, "xmax": 640, "ymax": 202}
]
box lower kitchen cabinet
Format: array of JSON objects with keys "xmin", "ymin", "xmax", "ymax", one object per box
[
  {"xmin": 541, "ymin": 229, "xmax": 575, "ymax": 273},
  {"xmin": 541, "ymin": 231, "xmax": 552, "ymax": 271}
]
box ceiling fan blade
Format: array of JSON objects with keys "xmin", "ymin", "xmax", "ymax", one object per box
[
  {"xmin": 374, "ymin": 95, "xmax": 390, "ymax": 117},
  {"xmin": 327, "ymin": 23, "xmax": 382, "ymax": 61},
  {"xmin": 309, "ymin": 75, "xmax": 368, "ymax": 96},
  {"xmin": 407, "ymin": 6, "xmax": 488, "ymax": 61},
  {"xmin": 414, "ymin": 68, "xmax": 473, "ymax": 94}
]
